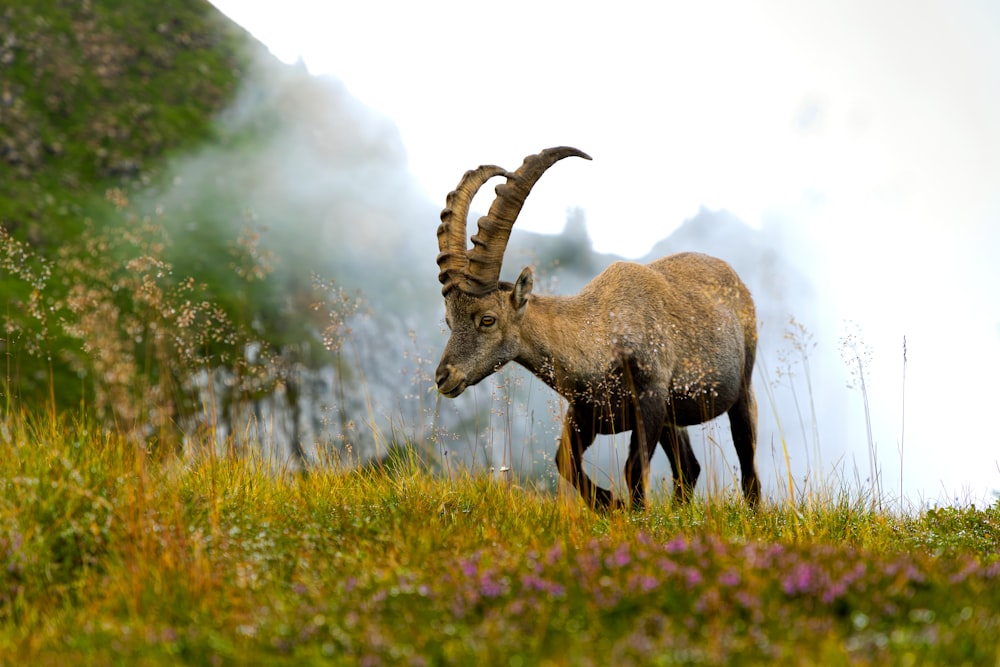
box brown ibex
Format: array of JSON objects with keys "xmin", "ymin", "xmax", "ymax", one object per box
[{"xmin": 434, "ymin": 147, "xmax": 760, "ymax": 510}]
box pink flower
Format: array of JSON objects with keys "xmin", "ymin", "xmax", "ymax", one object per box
[{"xmin": 606, "ymin": 543, "xmax": 631, "ymax": 568}]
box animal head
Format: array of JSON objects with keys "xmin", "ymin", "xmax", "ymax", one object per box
[{"xmin": 434, "ymin": 147, "xmax": 591, "ymax": 397}]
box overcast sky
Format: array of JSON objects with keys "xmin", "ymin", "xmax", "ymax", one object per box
[
  {"xmin": 210, "ymin": 1, "xmax": 999, "ymax": 254},
  {"xmin": 208, "ymin": 0, "xmax": 1000, "ymax": 504}
]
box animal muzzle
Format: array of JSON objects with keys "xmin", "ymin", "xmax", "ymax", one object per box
[{"xmin": 435, "ymin": 362, "xmax": 468, "ymax": 398}]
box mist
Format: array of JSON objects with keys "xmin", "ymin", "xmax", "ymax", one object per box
[{"xmin": 145, "ymin": 43, "xmax": 999, "ymax": 507}]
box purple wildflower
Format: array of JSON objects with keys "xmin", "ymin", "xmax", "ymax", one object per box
[
  {"xmin": 782, "ymin": 563, "xmax": 816, "ymax": 596},
  {"xmin": 635, "ymin": 574, "xmax": 658, "ymax": 593},
  {"xmin": 606, "ymin": 543, "xmax": 631, "ymax": 568},
  {"xmin": 656, "ymin": 558, "xmax": 678, "ymax": 576},
  {"xmin": 459, "ymin": 558, "xmax": 478, "ymax": 579},
  {"xmin": 948, "ymin": 559, "xmax": 978, "ymax": 586},
  {"xmin": 665, "ymin": 535, "xmax": 688, "ymax": 554},
  {"xmin": 521, "ymin": 574, "xmax": 565, "ymax": 597},
  {"xmin": 718, "ymin": 569, "xmax": 740, "ymax": 587},
  {"xmin": 822, "ymin": 581, "xmax": 848, "ymax": 604},
  {"xmin": 479, "ymin": 571, "xmax": 508, "ymax": 597},
  {"xmin": 544, "ymin": 543, "xmax": 564, "ymax": 566}
]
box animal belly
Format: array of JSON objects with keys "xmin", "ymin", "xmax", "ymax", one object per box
[
  {"xmin": 570, "ymin": 395, "xmax": 636, "ymax": 435},
  {"xmin": 667, "ymin": 363, "xmax": 742, "ymax": 425},
  {"xmin": 668, "ymin": 396, "xmax": 729, "ymax": 426},
  {"xmin": 591, "ymin": 400, "xmax": 635, "ymax": 434},
  {"xmin": 586, "ymin": 395, "xmax": 729, "ymax": 432},
  {"xmin": 569, "ymin": 372, "xmax": 739, "ymax": 431}
]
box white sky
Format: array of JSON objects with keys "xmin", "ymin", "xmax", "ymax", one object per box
[
  {"xmin": 209, "ymin": 0, "xmax": 1000, "ymax": 504},
  {"xmin": 210, "ymin": 0, "xmax": 1000, "ymax": 257}
]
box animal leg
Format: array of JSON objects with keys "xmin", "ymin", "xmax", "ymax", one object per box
[
  {"xmin": 624, "ymin": 400, "xmax": 666, "ymax": 511},
  {"xmin": 728, "ymin": 383, "xmax": 761, "ymax": 506},
  {"xmin": 555, "ymin": 408, "xmax": 617, "ymax": 510},
  {"xmin": 659, "ymin": 425, "xmax": 700, "ymax": 503}
]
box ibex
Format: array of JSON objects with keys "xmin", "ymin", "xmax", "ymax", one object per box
[{"xmin": 434, "ymin": 147, "xmax": 761, "ymax": 510}]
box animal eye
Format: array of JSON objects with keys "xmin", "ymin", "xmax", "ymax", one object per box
[{"xmin": 480, "ymin": 315, "xmax": 497, "ymax": 328}]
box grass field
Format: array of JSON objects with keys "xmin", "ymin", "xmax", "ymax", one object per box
[{"xmin": 1, "ymin": 411, "xmax": 998, "ymax": 665}]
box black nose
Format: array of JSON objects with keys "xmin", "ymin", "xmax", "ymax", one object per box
[{"xmin": 435, "ymin": 364, "xmax": 450, "ymax": 389}]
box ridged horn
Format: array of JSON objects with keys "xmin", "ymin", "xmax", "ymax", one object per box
[
  {"xmin": 464, "ymin": 146, "xmax": 591, "ymax": 294},
  {"xmin": 436, "ymin": 164, "xmax": 507, "ymax": 295}
]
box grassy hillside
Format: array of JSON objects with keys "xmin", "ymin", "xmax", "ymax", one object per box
[
  {"xmin": 0, "ymin": 412, "xmax": 998, "ymax": 665},
  {"xmin": 1, "ymin": 1, "xmax": 340, "ymax": 430},
  {"xmin": 1, "ymin": 0, "xmax": 248, "ymax": 243}
]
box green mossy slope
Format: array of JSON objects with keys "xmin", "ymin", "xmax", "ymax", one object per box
[{"xmin": 1, "ymin": 0, "xmax": 250, "ymax": 244}]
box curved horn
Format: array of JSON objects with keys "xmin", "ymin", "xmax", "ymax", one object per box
[
  {"xmin": 465, "ymin": 146, "xmax": 592, "ymax": 294},
  {"xmin": 437, "ymin": 164, "xmax": 507, "ymax": 295}
]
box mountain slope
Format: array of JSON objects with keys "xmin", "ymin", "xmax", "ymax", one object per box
[{"xmin": 0, "ymin": 0, "xmax": 250, "ymax": 243}]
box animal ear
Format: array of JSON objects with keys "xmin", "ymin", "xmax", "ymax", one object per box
[{"xmin": 512, "ymin": 266, "xmax": 533, "ymax": 312}]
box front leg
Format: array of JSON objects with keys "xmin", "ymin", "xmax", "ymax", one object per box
[
  {"xmin": 660, "ymin": 425, "xmax": 700, "ymax": 503},
  {"xmin": 555, "ymin": 406, "xmax": 618, "ymax": 511},
  {"xmin": 624, "ymin": 396, "xmax": 667, "ymax": 511}
]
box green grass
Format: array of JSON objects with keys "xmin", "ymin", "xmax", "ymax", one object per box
[
  {"xmin": 2, "ymin": 0, "xmax": 247, "ymax": 229},
  {"xmin": 1, "ymin": 0, "xmax": 256, "ymax": 414},
  {"xmin": 1, "ymin": 412, "xmax": 998, "ymax": 665}
]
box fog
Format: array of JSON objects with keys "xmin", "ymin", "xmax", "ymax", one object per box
[{"xmin": 157, "ymin": 3, "xmax": 1000, "ymax": 506}]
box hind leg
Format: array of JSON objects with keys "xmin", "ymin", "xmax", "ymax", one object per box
[
  {"xmin": 728, "ymin": 384, "xmax": 761, "ymax": 505},
  {"xmin": 660, "ymin": 425, "xmax": 700, "ymax": 503}
]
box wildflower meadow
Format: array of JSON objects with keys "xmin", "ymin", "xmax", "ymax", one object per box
[{"xmin": 0, "ymin": 412, "xmax": 998, "ymax": 665}]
